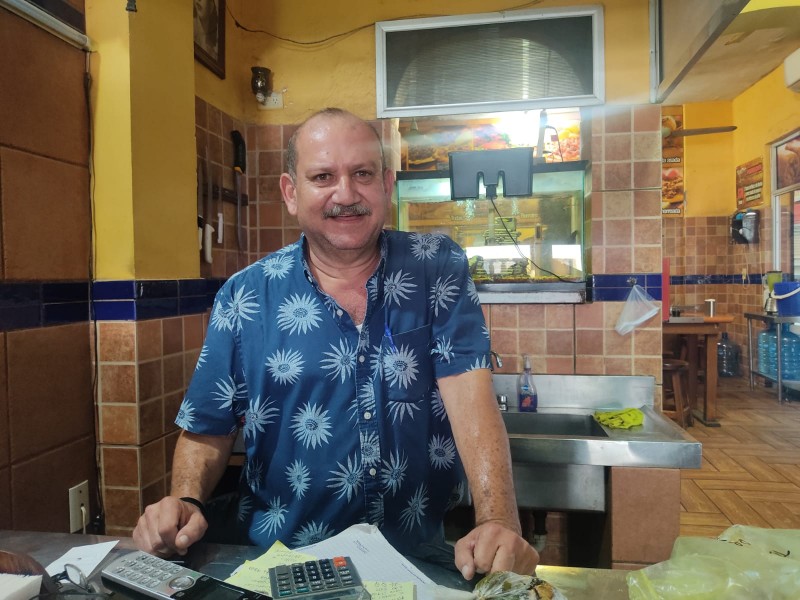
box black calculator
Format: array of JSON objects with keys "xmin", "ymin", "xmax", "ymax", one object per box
[{"xmin": 268, "ymin": 556, "xmax": 370, "ymax": 600}]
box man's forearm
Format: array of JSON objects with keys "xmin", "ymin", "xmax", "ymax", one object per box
[
  {"xmin": 170, "ymin": 430, "xmax": 236, "ymax": 502},
  {"xmin": 438, "ymin": 370, "xmax": 522, "ymax": 533}
]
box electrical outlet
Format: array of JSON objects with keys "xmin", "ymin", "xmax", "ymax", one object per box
[
  {"xmin": 68, "ymin": 480, "xmax": 89, "ymax": 533},
  {"xmin": 258, "ymin": 91, "xmax": 283, "ymax": 110}
]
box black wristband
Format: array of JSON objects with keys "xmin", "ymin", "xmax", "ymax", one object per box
[{"xmin": 179, "ymin": 496, "xmax": 208, "ymax": 520}]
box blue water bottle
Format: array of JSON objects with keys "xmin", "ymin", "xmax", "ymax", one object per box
[{"xmin": 758, "ymin": 325, "xmax": 777, "ymax": 378}]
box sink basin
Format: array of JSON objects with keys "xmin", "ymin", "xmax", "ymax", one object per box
[{"xmin": 502, "ymin": 411, "xmax": 609, "ymax": 438}]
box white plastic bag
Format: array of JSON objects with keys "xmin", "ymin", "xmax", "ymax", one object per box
[{"xmin": 615, "ymin": 284, "xmax": 659, "ymax": 335}]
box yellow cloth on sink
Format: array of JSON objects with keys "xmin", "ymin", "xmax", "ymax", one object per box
[{"xmin": 594, "ymin": 407, "xmax": 644, "ymax": 429}]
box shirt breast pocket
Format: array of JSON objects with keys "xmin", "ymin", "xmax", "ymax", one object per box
[{"xmin": 383, "ymin": 324, "xmax": 433, "ymax": 403}]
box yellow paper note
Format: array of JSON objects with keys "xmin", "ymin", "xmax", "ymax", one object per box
[
  {"xmin": 225, "ymin": 540, "xmax": 316, "ymax": 595},
  {"xmin": 364, "ymin": 580, "xmax": 415, "ymax": 600}
]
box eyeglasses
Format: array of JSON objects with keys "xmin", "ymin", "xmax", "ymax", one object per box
[{"xmin": 28, "ymin": 563, "xmax": 112, "ymax": 600}]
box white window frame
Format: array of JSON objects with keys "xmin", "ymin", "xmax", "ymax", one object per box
[{"xmin": 375, "ymin": 5, "xmax": 605, "ymax": 118}]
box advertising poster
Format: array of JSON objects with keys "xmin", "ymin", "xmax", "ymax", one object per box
[
  {"xmin": 776, "ymin": 132, "xmax": 800, "ymax": 190},
  {"xmin": 661, "ymin": 106, "xmax": 685, "ymax": 217},
  {"xmin": 736, "ymin": 157, "xmax": 764, "ymax": 208}
]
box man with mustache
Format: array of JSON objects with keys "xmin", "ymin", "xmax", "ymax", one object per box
[{"xmin": 133, "ymin": 108, "xmax": 538, "ymax": 583}]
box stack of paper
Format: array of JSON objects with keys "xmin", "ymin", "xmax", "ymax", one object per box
[
  {"xmin": 225, "ymin": 524, "xmax": 438, "ymax": 600},
  {"xmin": 0, "ymin": 573, "xmax": 42, "ymax": 600}
]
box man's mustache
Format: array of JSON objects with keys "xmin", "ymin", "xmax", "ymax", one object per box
[{"xmin": 323, "ymin": 204, "xmax": 372, "ymax": 218}]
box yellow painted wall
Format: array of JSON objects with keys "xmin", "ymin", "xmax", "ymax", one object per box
[
  {"xmin": 681, "ymin": 61, "xmax": 800, "ymax": 218},
  {"xmin": 88, "ymin": 0, "xmax": 198, "ymax": 279},
  {"xmin": 732, "ymin": 66, "xmax": 800, "ymax": 199},
  {"xmin": 682, "ymin": 102, "xmax": 735, "ymax": 217},
  {"xmin": 129, "ymin": 0, "xmax": 198, "ymax": 279},
  {"xmin": 86, "ymin": 0, "xmax": 135, "ymax": 278},
  {"xmin": 201, "ymin": 0, "xmax": 651, "ymax": 124}
]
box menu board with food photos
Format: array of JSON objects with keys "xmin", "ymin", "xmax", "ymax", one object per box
[
  {"xmin": 736, "ymin": 157, "xmax": 764, "ymax": 208},
  {"xmin": 661, "ymin": 106, "xmax": 685, "ymax": 217},
  {"xmin": 401, "ymin": 116, "xmax": 581, "ymax": 172},
  {"xmin": 776, "ymin": 132, "xmax": 800, "ymax": 191}
]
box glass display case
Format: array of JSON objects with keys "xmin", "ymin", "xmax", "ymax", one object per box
[{"xmin": 394, "ymin": 160, "xmax": 591, "ymax": 303}]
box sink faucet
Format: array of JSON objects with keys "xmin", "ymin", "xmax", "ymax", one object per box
[{"xmin": 489, "ymin": 350, "xmax": 503, "ymax": 371}]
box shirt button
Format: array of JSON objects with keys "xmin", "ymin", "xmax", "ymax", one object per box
[
  {"xmin": 358, "ymin": 355, "xmax": 365, "ymax": 363},
  {"xmin": 369, "ymin": 468, "xmax": 377, "ymax": 477},
  {"xmin": 364, "ymin": 411, "xmax": 372, "ymax": 420},
  {"xmin": 336, "ymin": 309, "xmax": 343, "ymax": 317}
]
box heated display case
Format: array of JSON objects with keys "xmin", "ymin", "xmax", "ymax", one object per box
[{"xmin": 394, "ymin": 160, "xmax": 591, "ymax": 303}]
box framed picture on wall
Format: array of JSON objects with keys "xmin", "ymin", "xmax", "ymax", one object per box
[
  {"xmin": 194, "ymin": 0, "xmax": 226, "ymax": 79},
  {"xmin": 775, "ymin": 131, "xmax": 800, "ymax": 191}
]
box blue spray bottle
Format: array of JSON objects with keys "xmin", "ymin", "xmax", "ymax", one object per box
[{"xmin": 518, "ymin": 354, "xmax": 538, "ymax": 412}]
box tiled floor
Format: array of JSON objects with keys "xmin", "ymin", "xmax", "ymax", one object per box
[{"xmin": 679, "ymin": 376, "xmax": 800, "ymax": 537}]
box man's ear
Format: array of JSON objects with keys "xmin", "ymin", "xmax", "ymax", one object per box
[
  {"xmin": 280, "ymin": 173, "xmax": 298, "ymax": 216},
  {"xmin": 382, "ymin": 167, "xmax": 395, "ymax": 200}
]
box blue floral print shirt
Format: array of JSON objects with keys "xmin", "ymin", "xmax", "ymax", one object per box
[{"xmin": 176, "ymin": 230, "xmax": 491, "ymax": 553}]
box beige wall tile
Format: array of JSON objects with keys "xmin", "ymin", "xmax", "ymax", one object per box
[
  {"xmin": 141, "ymin": 437, "xmax": 166, "ymax": 487},
  {"xmin": 162, "ymin": 317, "xmax": 184, "ymax": 356},
  {"xmin": 136, "ymin": 319, "xmax": 162, "ymax": 362},
  {"xmin": 138, "ymin": 359, "xmax": 163, "ymax": 402},
  {"xmin": 100, "ymin": 405, "xmax": 138, "ymax": 445},
  {"xmin": 102, "ymin": 446, "xmax": 140, "ymax": 488},
  {"xmin": 100, "ymin": 364, "xmax": 137, "ymax": 404},
  {"xmin": 104, "ymin": 487, "xmax": 142, "ymax": 530},
  {"xmin": 139, "ymin": 398, "xmax": 165, "ymax": 444},
  {"xmin": 99, "ymin": 322, "xmax": 136, "ymax": 362}
]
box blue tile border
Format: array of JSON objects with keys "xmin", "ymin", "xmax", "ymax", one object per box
[
  {"xmin": 0, "ymin": 279, "xmax": 224, "ymax": 332},
  {"xmin": 592, "ymin": 273, "xmax": 663, "ymax": 302},
  {"xmin": 0, "ymin": 271, "xmax": 770, "ymax": 331}
]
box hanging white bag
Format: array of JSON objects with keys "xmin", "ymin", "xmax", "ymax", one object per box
[{"xmin": 615, "ymin": 284, "xmax": 659, "ymax": 335}]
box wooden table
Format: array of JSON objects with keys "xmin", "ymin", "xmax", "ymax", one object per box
[{"xmin": 663, "ymin": 315, "xmax": 734, "ymax": 427}]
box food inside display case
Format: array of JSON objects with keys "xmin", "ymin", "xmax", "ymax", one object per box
[
  {"xmin": 395, "ymin": 161, "xmax": 590, "ymax": 289},
  {"xmin": 400, "ymin": 110, "xmax": 582, "ymax": 171}
]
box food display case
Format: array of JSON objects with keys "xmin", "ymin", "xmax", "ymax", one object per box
[{"xmin": 394, "ymin": 160, "xmax": 591, "ymax": 304}]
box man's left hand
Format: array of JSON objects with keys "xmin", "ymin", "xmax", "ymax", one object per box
[{"xmin": 454, "ymin": 521, "xmax": 539, "ymax": 580}]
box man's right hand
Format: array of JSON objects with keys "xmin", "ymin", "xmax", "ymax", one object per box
[{"xmin": 133, "ymin": 496, "xmax": 208, "ymax": 557}]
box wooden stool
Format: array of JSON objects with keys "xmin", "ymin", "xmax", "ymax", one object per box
[{"xmin": 663, "ymin": 358, "xmax": 693, "ymax": 428}]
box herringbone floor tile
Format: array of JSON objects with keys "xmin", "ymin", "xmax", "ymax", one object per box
[{"xmin": 679, "ymin": 377, "xmax": 800, "ymax": 537}]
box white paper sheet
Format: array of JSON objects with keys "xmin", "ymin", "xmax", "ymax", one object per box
[
  {"xmin": 45, "ymin": 540, "xmax": 118, "ymax": 578},
  {"xmin": 297, "ymin": 523, "xmax": 433, "ymax": 586}
]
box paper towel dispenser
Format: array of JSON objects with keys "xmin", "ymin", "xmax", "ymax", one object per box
[{"xmin": 731, "ymin": 209, "xmax": 759, "ymax": 244}]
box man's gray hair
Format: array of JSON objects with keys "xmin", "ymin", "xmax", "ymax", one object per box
[{"xmin": 285, "ymin": 107, "xmax": 386, "ymax": 180}]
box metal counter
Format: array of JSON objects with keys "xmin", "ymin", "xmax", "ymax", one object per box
[
  {"xmin": 0, "ymin": 530, "xmax": 631, "ymax": 600},
  {"xmin": 493, "ymin": 374, "xmax": 702, "ymax": 469}
]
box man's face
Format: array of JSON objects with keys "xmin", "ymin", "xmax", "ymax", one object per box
[{"xmin": 280, "ymin": 114, "xmax": 393, "ymax": 258}]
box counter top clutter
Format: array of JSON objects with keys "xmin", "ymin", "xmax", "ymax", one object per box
[{"xmin": 0, "ymin": 528, "xmax": 631, "ymax": 600}]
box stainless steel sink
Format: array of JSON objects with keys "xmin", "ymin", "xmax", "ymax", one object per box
[
  {"xmin": 502, "ymin": 412, "xmax": 609, "ymax": 438},
  {"xmin": 484, "ymin": 374, "xmax": 701, "ymax": 512}
]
